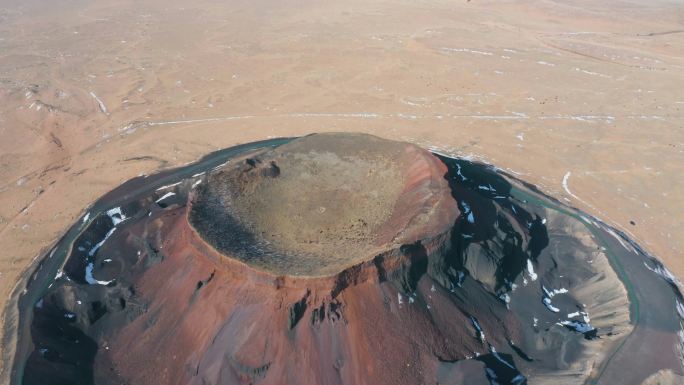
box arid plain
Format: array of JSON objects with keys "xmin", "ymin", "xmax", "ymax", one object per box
[{"xmin": 1, "ymin": 0, "xmax": 683, "ymax": 376}]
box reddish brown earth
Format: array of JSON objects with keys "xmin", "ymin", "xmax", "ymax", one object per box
[
  {"xmin": 103, "ymin": 206, "xmax": 478, "ymax": 385},
  {"xmin": 96, "ymin": 133, "xmax": 473, "ymax": 384}
]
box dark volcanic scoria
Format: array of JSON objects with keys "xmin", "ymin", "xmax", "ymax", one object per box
[{"xmin": 10, "ymin": 133, "xmax": 684, "ymax": 385}]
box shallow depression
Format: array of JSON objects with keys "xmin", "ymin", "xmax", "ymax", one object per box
[{"xmin": 188, "ymin": 133, "xmax": 458, "ymax": 276}]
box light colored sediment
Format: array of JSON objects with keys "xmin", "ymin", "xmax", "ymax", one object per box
[
  {"xmin": 1, "ymin": 0, "xmax": 684, "ymax": 377},
  {"xmin": 641, "ymin": 370, "xmax": 684, "ymax": 385}
]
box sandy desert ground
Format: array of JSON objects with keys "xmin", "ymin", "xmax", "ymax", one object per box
[{"xmin": 0, "ymin": 0, "xmax": 683, "ymax": 375}]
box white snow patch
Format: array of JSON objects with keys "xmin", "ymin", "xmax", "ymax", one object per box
[
  {"xmin": 89, "ymin": 92, "xmax": 109, "ymax": 115},
  {"xmin": 454, "ymin": 163, "xmax": 467, "ymax": 181},
  {"xmin": 573, "ymin": 67, "xmax": 611, "ymax": 78},
  {"xmin": 543, "ymin": 286, "xmax": 569, "ymax": 298},
  {"xmin": 541, "ymin": 115, "xmax": 615, "ymax": 124},
  {"xmin": 605, "ymin": 227, "xmax": 637, "ymax": 254},
  {"xmin": 485, "ymin": 368, "xmax": 500, "ymax": 385},
  {"xmin": 440, "ymin": 47, "xmax": 493, "ymax": 56},
  {"xmin": 461, "ymin": 202, "xmax": 475, "ymax": 223},
  {"xmin": 562, "ymin": 171, "xmax": 582, "ymax": 202},
  {"xmin": 512, "ymin": 374, "xmax": 526, "ymax": 385},
  {"xmin": 470, "ymin": 316, "xmax": 485, "ymax": 343},
  {"xmin": 285, "ymin": 112, "xmax": 380, "ymax": 119},
  {"xmin": 526, "ymin": 259, "xmax": 538, "ymax": 281},
  {"xmin": 490, "ymin": 346, "xmax": 515, "ymax": 369},
  {"xmin": 156, "ymin": 192, "xmax": 176, "ymax": 203},
  {"xmin": 106, "ymin": 207, "xmax": 127, "ymax": 225},
  {"xmin": 543, "ymin": 298, "xmax": 560, "ymax": 313},
  {"xmin": 559, "ymin": 320, "xmax": 594, "ymax": 333},
  {"xmin": 457, "ymin": 271, "xmax": 465, "ymax": 287},
  {"xmin": 85, "ymin": 262, "xmax": 114, "ymax": 285},
  {"xmin": 644, "ymin": 261, "xmax": 679, "ymax": 286},
  {"xmin": 88, "ymin": 228, "xmax": 117, "ymax": 257},
  {"xmin": 542, "ymin": 286, "xmax": 568, "ymax": 314},
  {"xmin": 155, "ymin": 181, "xmax": 182, "ymax": 191},
  {"xmin": 676, "ymin": 301, "xmax": 684, "ymax": 319}
]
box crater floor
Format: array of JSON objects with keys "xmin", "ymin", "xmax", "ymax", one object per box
[{"xmin": 189, "ymin": 133, "xmax": 458, "ymax": 276}]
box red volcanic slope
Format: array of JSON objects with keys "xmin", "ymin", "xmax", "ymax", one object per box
[
  {"xmin": 90, "ymin": 134, "xmax": 502, "ymax": 385},
  {"xmin": 102, "ymin": 210, "xmax": 507, "ymax": 385}
]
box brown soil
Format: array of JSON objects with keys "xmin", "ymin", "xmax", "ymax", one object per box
[{"xmin": 189, "ymin": 133, "xmax": 458, "ymax": 276}]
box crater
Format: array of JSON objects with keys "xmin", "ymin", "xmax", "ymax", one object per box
[{"xmin": 188, "ymin": 133, "xmax": 458, "ymax": 276}]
